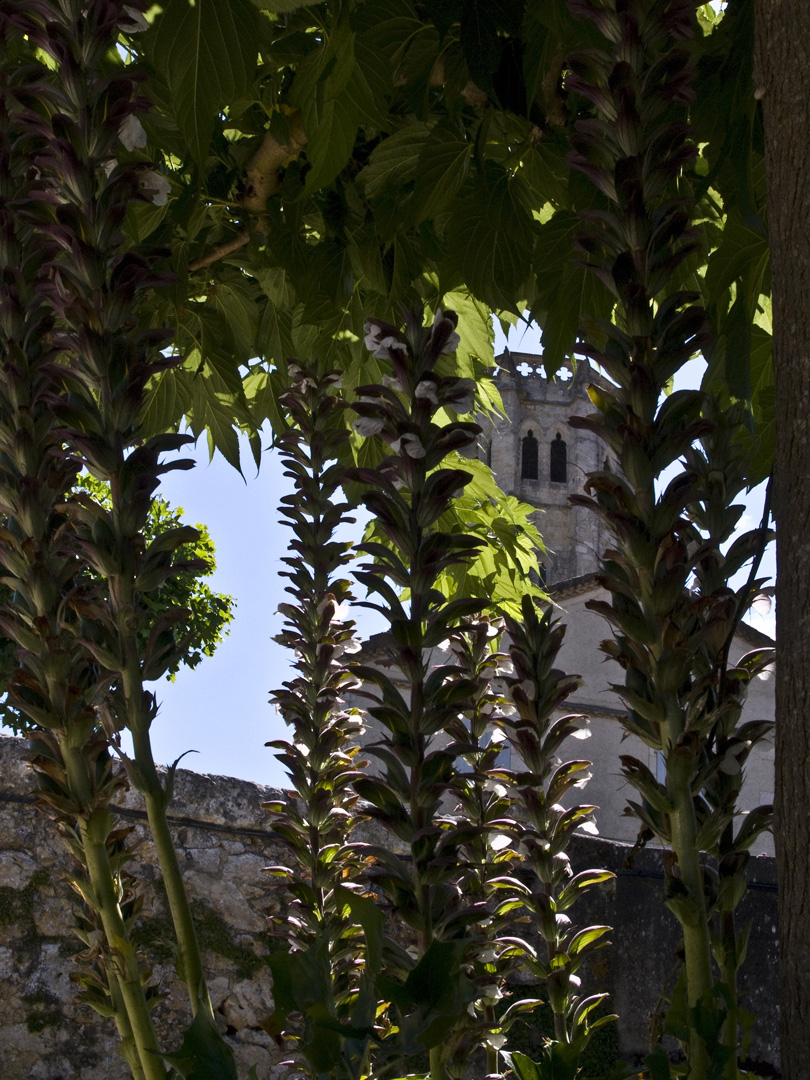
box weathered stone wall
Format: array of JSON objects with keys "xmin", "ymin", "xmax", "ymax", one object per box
[
  {"xmin": 0, "ymin": 734, "xmax": 780, "ymax": 1078},
  {"xmin": 568, "ymin": 834, "xmax": 780, "ymax": 1075},
  {"xmin": 0, "ymin": 734, "xmax": 285, "ymax": 1079}
]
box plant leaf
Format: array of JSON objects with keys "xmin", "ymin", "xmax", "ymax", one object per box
[
  {"xmin": 152, "ymin": 0, "xmax": 258, "ymax": 167},
  {"xmin": 157, "ymin": 1006, "xmax": 238, "ymax": 1079}
]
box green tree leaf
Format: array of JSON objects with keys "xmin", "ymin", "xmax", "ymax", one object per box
[
  {"xmin": 359, "ymin": 123, "xmax": 432, "ymax": 202},
  {"xmin": 152, "ymin": 0, "xmax": 258, "ymax": 166},
  {"xmin": 140, "ymin": 369, "xmax": 192, "ymax": 437},
  {"xmin": 445, "ymin": 164, "xmax": 535, "ymax": 311},
  {"xmin": 188, "ymin": 363, "xmax": 245, "ymax": 471},
  {"xmin": 212, "ymin": 273, "xmax": 260, "ymax": 360},
  {"xmin": 303, "ymin": 91, "xmax": 361, "ymax": 194},
  {"xmin": 412, "ymin": 126, "xmax": 473, "ymax": 224}
]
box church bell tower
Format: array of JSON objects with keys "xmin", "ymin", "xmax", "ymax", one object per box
[{"xmin": 480, "ymin": 351, "xmax": 614, "ymax": 587}]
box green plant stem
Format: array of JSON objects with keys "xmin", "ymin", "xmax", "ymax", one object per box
[
  {"xmin": 484, "ymin": 1002, "xmax": 498, "ymax": 1076},
  {"xmin": 108, "ymin": 459, "xmax": 211, "ymax": 1021},
  {"xmin": 429, "ymin": 1045, "xmax": 449, "ymax": 1080},
  {"xmin": 667, "ymin": 745, "xmax": 713, "ymax": 1079},
  {"xmin": 108, "ymin": 971, "xmax": 147, "ymax": 1080},
  {"xmin": 414, "ymin": 491, "xmax": 443, "ymax": 1080},
  {"xmin": 63, "ymin": 745, "xmax": 165, "ymax": 1080},
  {"xmin": 720, "ymin": 908, "xmax": 738, "ymax": 1080},
  {"xmin": 130, "ymin": 725, "xmax": 210, "ymax": 1019},
  {"xmin": 80, "ymin": 818, "xmax": 165, "ymax": 1080},
  {"xmin": 545, "ymin": 931, "xmax": 568, "ymax": 1043}
]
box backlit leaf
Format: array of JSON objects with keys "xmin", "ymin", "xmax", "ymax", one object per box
[
  {"xmin": 359, "ymin": 123, "xmax": 432, "ymax": 202},
  {"xmin": 152, "ymin": 0, "xmax": 258, "ymax": 166},
  {"xmin": 532, "ymin": 210, "xmax": 614, "ymax": 373},
  {"xmin": 139, "ymin": 369, "xmax": 191, "ymax": 437},
  {"xmin": 412, "ymin": 127, "xmax": 473, "ymax": 224},
  {"xmin": 446, "ymin": 164, "xmax": 535, "ymax": 311}
]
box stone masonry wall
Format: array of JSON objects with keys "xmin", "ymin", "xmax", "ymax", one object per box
[
  {"xmin": 0, "ymin": 735, "xmax": 780, "ymax": 1078},
  {"xmin": 0, "ymin": 735, "xmax": 285, "ymax": 1079}
]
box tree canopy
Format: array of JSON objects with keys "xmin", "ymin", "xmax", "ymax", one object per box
[
  {"xmin": 39, "ymin": 0, "xmax": 763, "ymax": 630},
  {"xmin": 0, "ymin": 478, "xmax": 235, "ymax": 730},
  {"xmin": 104, "ymin": 0, "xmax": 770, "ymax": 482}
]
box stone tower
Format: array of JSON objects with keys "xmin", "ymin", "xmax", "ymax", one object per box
[{"xmin": 480, "ymin": 351, "xmax": 614, "ymax": 586}]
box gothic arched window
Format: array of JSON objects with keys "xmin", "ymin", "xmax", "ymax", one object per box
[
  {"xmin": 521, "ymin": 430, "xmax": 538, "ymax": 479},
  {"xmin": 550, "ymin": 432, "xmax": 567, "ymax": 483}
]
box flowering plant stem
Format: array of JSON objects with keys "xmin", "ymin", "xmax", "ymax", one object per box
[
  {"xmin": 0, "ymin": 11, "xmax": 166, "ymax": 1075},
  {"xmin": 349, "ymin": 309, "xmax": 490, "ymax": 1078},
  {"xmin": 265, "ymin": 364, "xmax": 370, "ymax": 1079},
  {"xmin": 5, "ymin": 0, "xmax": 238, "ymax": 1073},
  {"xmin": 567, "ymin": 1, "xmax": 774, "ymax": 1073}
]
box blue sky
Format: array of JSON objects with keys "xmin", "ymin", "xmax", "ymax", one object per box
[{"xmin": 1, "ymin": 318, "xmax": 775, "ymax": 787}]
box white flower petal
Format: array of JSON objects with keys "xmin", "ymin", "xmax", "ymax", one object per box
[
  {"xmin": 415, "ymin": 380, "xmax": 439, "ymax": 403},
  {"xmin": 571, "ymin": 727, "xmax": 592, "ymax": 741},
  {"xmin": 483, "ymin": 780, "xmax": 508, "ymax": 797},
  {"xmin": 141, "ymin": 170, "xmax": 171, "ymax": 206},
  {"xmin": 719, "ymin": 753, "xmax": 742, "ymax": 775},
  {"xmin": 577, "ymin": 820, "xmax": 599, "ymax": 835},
  {"xmin": 400, "ymin": 433, "xmax": 426, "ymax": 458},
  {"xmin": 569, "ymin": 717, "xmax": 592, "ymax": 740},
  {"xmin": 119, "ymin": 113, "xmax": 147, "ymax": 151},
  {"xmin": 444, "ymin": 331, "xmax": 461, "ymax": 354},
  {"xmin": 353, "ymin": 417, "xmax": 385, "ymax": 437},
  {"xmin": 371, "ymin": 335, "xmax": 408, "ymax": 362},
  {"xmin": 518, "ymin": 679, "xmax": 536, "ymax": 700},
  {"xmin": 488, "ymin": 833, "xmax": 512, "ymax": 851}
]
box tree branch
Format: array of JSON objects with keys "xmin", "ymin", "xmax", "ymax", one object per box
[
  {"xmin": 242, "ymin": 110, "xmax": 307, "ymax": 216},
  {"xmin": 188, "ymin": 228, "xmax": 250, "ymax": 271},
  {"xmin": 542, "ymin": 47, "xmax": 568, "ymax": 128},
  {"xmin": 188, "ymin": 110, "xmax": 307, "ymax": 273}
]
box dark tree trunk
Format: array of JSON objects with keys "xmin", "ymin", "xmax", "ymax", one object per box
[{"xmin": 754, "ymin": 4, "xmax": 810, "ymax": 1075}]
